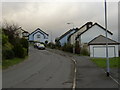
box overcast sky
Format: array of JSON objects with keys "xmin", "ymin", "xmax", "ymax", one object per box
[{"xmin": 1, "ymin": 0, "xmax": 119, "ymax": 41}]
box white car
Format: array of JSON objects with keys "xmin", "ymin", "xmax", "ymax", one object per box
[
  {"xmin": 34, "ymin": 43, "xmax": 40, "ymax": 48},
  {"xmin": 37, "ymin": 44, "xmax": 45, "ymax": 50}
]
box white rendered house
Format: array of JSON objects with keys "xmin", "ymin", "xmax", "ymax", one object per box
[{"xmin": 29, "ymin": 28, "xmax": 49, "ymax": 43}]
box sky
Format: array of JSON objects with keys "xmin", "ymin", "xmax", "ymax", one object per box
[{"xmin": 1, "ymin": 0, "xmax": 119, "ymax": 42}]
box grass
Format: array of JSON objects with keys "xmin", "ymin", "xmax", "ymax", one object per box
[
  {"xmin": 91, "ymin": 57, "xmax": 120, "ymax": 68},
  {"xmin": 2, "ymin": 56, "xmax": 28, "ymax": 69}
]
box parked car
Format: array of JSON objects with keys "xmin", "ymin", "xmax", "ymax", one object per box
[
  {"xmin": 34, "ymin": 43, "xmax": 40, "ymax": 48},
  {"xmin": 37, "ymin": 44, "xmax": 45, "ymax": 50}
]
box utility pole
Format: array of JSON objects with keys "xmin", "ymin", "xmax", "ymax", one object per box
[
  {"xmin": 104, "ymin": 0, "xmax": 110, "ymax": 77},
  {"xmin": 67, "ymin": 22, "xmax": 75, "ymax": 54}
]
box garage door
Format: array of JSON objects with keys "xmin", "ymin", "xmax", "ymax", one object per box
[{"xmin": 93, "ymin": 46, "xmax": 115, "ymax": 58}]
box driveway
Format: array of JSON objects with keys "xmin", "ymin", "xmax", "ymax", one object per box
[{"xmin": 2, "ymin": 46, "xmax": 74, "ymax": 88}]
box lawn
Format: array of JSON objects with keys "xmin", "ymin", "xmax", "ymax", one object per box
[
  {"xmin": 91, "ymin": 57, "xmax": 120, "ymax": 68},
  {"xmin": 2, "ymin": 57, "xmax": 28, "ymax": 69}
]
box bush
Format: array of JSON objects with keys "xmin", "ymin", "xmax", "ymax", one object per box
[
  {"xmin": 13, "ymin": 44, "xmax": 27, "ymax": 58},
  {"xmin": 2, "ymin": 32, "xmax": 8, "ymax": 45},
  {"xmin": 2, "ymin": 49, "xmax": 15, "ymax": 60},
  {"xmin": 47, "ymin": 42, "xmax": 56, "ymax": 49},
  {"xmin": 2, "ymin": 42, "xmax": 15, "ymax": 60},
  {"xmin": 20, "ymin": 38, "xmax": 28, "ymax": 55},
  {"xmin": 75, "ymin": 41, "xmax": 80, "ymax": 54},
  {"xmin": 20, "ymin": 38, "xmax": 28, "ymax": 49},
  {"xmin": 61, "ymin": 43, "xmax": 73, "ymax": 53},
  {"xmin": 80, "ymin": 46, "xmax": 89, "ymax": 56}
]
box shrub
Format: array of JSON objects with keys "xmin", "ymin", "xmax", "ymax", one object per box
[
  {"xmin": 47, "ymin": 42, "xmax": 56, "ymax": 49},
  {"xmin": 45, "ymin": 40, "xmax": 48, "ymax": 45},
  {"xmin": 13, "ymin": 44, "xmax": 26, "ymax": 58},
  {"xmin": 61, "ymin": 43, "xmax": 73, "ymax": 53},
  {"xmin": 2, "ymin": 42, "xmax": 15, "ymax": 60},
  {"xmin": 20, "ymin": 38, "xmax": 28, "ymax": 55},
  {"xmin": 80, "ymin": 46, "xmax": 89, "ymax": 56},
  {"xmin": 75, "ymin": 41, "xmax": 80, "ymax": 54},
  {"xmin": 2, "ymin": 32, "xmax": 8, "ymax": 45},
  {"xmin": 20, "ymin": 38, "xmax": 28, "ymax": 49},
  {"xmin": 2, "ymin": 49, "xmax": 15, "ymax": 60},
  {"xmin": 55, "ymin": 38, "xmax": 61, "ymax": 48}
]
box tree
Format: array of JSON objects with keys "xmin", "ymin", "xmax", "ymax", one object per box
[
  {"xmin": 2, "ymin": 21, "xmax": 20, "ymax": 45},
  {"xmin": 45, "ymin": 40, "xmax": 48, "ymax": 45},
  {"xmin": 55, "ymin": 38, "xmax": 61, "ymax": 48}
]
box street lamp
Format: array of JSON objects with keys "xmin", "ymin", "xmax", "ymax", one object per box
[
  {"xmin": 104, "ymin": 0, "xmax": 110, "ymax": 77},
  {"xmin": 67, "ymin": 22, "xmax": 75, "ymax": 54}
]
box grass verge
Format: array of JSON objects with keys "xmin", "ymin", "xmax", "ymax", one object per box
[
  {"xmin": 91, "ymin": 57, "xmax": 120, "ymax": 68},
  {"xmin": 2, "ymin": 56, "xmax": 28, "ymax": 69}
]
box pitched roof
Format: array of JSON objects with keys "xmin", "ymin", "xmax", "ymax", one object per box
[
  {"xmin": 58, "ymin": 28, "xmax": 79, "ymax": 41},
  {"xmin": 21, "ymin": 28, "xmax": 29, "ymax": 34},
  {"xmin": 29, "ymin": 28, "xmax": 49, "ymax": 36},
  {"xmin": 74, "ymin": 22, "xmax": 113, "ymax": 40},
  {"xmin": 70, "ymin": 22, "xmax": 93, "ymax": 37},
  {"xmin": 88, "ymin": 35, "xmax": 119, "ymax": 45}
]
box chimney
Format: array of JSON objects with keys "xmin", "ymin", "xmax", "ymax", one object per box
[{"xmin": 86, "ymin": 22, "xmax": 93, "ymax": 29}]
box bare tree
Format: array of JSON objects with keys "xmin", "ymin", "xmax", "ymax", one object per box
[{"xmin": 2, "ymin": 20, "xmax": 21, "ymax": 44}]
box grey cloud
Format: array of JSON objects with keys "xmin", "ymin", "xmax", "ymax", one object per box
[{"xmin": 2, "ymin": 2, "xmax": 118, "ymax": 41}]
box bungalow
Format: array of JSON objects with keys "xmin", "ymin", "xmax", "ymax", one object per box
[
  {"xmin": 28, "ymin": 28, "xmax": 49, "ymax": 43},
  {"xmin": 58, "ymin": 28, "xmax": 79, "ymax": 46}
]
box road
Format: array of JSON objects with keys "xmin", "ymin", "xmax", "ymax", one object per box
[
  {"xmin": 47, "ymin": 49, "xmax": 119, "ymax": 88},
  {"xmin": 2, "ymin": 46, "xmax": 74, "ymax": 88}
]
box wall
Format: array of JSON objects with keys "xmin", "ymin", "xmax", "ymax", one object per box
[
  {"xmin": 70, "ymin": 25, "xmax": 87, "ymax": 45},
  {"xmin": 81, "ymin": 25, "xmax": 113, "ymax": 44}
]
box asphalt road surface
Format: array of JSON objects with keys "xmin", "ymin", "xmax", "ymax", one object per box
[
  {"xmin": 2, "ymin": 46, "xmax": 74, "ymax": 88},
  {"xmin": 47, "ymin": 49, "xmax": 119, "ymax": 88}
]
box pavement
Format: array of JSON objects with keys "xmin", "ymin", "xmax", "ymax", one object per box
[
  {"xmin": 47, "ymin": 48, "xmax": 119, "ymax": 88},
  {"xmin": 2, "ymin": 46, "xmax": 74, "ymax": 88},
  {"xmin": 74, "ymin": 56, "xmax": 119, "ymax": 88}
]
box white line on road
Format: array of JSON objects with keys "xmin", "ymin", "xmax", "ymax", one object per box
[
  {"xmin": 102, "ymin": 69, "xmax": 120, "ymax": 86},
  {"xmin": 71, "ymin": 59, "xmax": 77, "ymax": 90}
]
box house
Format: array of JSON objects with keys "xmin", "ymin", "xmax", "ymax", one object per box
[
  {"xmin": 15, "ymin": 27, "xmax": 29, "ymax": 39},
  {"xmin": 57, "ymin": 28, "xmax": 79, "ymax": 46},
  {"xmin": 75, "ymin": 23, "xmax": 113, "ymax": 45},
  {"xmin": 68, "ymin": 22, "xmax": 113, "ymax": 45},
  {"xmin": 28, "ymin": 28, "xmax": 49, "ymax": 43},
  {"xmin": 88, "ymin": 35, "xmax": 119, "ymax": 58},
  {"xmin": 67, "ymin": 22, "xmax": 120, "ymax": 57},
  {"xmin": 68, "ymin": 22, "xmax": 93, "ymax": 45}
]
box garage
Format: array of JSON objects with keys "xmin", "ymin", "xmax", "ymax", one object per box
[
  {"xmin": 93, "ymin": 46, "xmax": 115, "ymax": 58},
  {"xmin": 88, "ymin": 35, "xmax": 119, "ymax": 58}
]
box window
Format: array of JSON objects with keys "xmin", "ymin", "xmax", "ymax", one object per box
[{"xmin": 37, "ymin": 34, "xmax": 40, "ymax": 38}]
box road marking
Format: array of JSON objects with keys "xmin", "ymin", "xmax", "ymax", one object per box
[
  {"xmin": 71, "ymin": 58, "xmax": 77, "ymax": 90},
  {"xmin": 102, "ymin": 69, "xmax": 120, "ymax": 86}
]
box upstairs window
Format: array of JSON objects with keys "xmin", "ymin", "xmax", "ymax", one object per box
[{"xmin": 37, "ymin": 34, "xmax": 40, "ymax": 38}]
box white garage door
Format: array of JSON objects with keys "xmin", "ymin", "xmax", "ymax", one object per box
[{"xmin": 93, "ymin": 46, "xmax": 115, "ymax": 58}]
